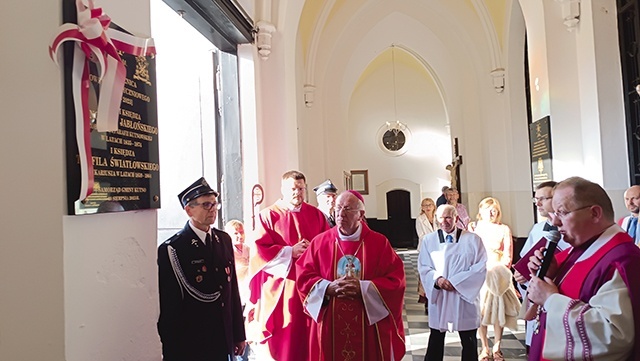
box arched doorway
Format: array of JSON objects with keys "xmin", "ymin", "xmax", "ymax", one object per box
[{"xmin": 386, "ymin": 189, "xmax": 415, "ymax": 248}]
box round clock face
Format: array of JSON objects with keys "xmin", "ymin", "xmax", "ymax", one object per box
[{"xmin": 382, "ymin": 129, "xmax": 406, "ymax": 151}]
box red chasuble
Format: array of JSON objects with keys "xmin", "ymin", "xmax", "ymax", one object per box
[
  {"xmin": 247, "ymin": 202, "xmax": 329, "ymax": 361},
  {"xmin": 297, "ymin": 223, "xmax": 406, "ymax": 361}
]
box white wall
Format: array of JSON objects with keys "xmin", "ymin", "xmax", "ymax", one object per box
[
  {"xmin": 519, "ymin": 0, "xmax": 629, "ymax": 217},
  {"xmin": 64, "ymin": 211, "xmax": 160, "ymax": 361},
  {"xmin": 0, "ymin": 1, "xmax": 162, "ymax": 360},
  {"xmin": 347, "ymin": 50, "xmax": 451, "ymax": 218},
  {"xmin": 0, "ymin": 0, "xmax": 66, "ymax": 359}
]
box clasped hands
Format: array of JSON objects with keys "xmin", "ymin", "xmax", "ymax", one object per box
[
  {"xmin": 326, "ymin": 275, "xmax": 361, "ymax": 300},
  {"xmin": 435, "ymin": 276, "xmax": 455, "ymax": 291},
  {"xmin": 292, "ymin": 238, "xmax": 310, "ymax": 258}
]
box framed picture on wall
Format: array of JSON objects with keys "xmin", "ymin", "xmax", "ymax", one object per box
[
  {"xmin": 350, "ymin": 170, "xmax": 369, "ymax": 195},
  {"xmin": 343, "ymin": 171, "xmax": 352, "ymax": 191}
]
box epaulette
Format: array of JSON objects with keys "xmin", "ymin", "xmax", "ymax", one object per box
[{"xmin": 163, "ymin": 231, "xmax": 182, "ymax": 245}]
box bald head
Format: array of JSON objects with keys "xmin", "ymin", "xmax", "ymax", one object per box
[
  {"xmin": 551, "ymin": 177, "xmax": 615, "ymax": 247},
  {"xmin": 334, "ymin": 192, "xmax": 365, "ymax": 235},
  {"xmin": 624, "ymin": 185, "xmax": 640, "ymax": 215},
  {"xmin": 555, "ymin": 177, "xmax": 614, "ymax": 222}
]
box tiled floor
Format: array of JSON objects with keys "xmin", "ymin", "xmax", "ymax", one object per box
[{"xmin": 398, "ymin": 248, "xmax": 528, "ymax": 361}]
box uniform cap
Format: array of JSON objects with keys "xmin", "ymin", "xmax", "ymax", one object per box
[
  {"xmin": 177, "ymin": 177, "xmax": 218, "ymax": 207},
  {"xmin": 313, "ymin": 179, "xmax": 338, "ymax": 196}
]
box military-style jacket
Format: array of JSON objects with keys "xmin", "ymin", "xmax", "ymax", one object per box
[{"xmin": 157, "ymin": 222, "xmax": 245, "ymax": 361}]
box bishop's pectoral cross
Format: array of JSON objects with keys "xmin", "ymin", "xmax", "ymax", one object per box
[{"xmin": 446, "ymin": 138, "xmax": 463, "ymax": 191}]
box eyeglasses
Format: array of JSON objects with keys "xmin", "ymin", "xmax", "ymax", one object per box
[
  {"xmin": 192, "ymin": 201, "xmax": 221, "ymax": 210},
  {"xmin": 532, "ymin": 196, "xmax": 553, "ymax": 204},
  {"xmin": 549, "ymin": 205, "xmax": 592, "ymax": 219},
  {"xmin": 334, "ymin": 206, "xmax": 361, "ymax": 214}
]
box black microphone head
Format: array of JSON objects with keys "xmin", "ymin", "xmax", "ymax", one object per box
[
  {"xmin": 545, "ymin": 230, "xmax": 561, "ymax": 243},
  {"xmin": 538, "ymin": 230, "xmax": 561, "ymax": 279}
]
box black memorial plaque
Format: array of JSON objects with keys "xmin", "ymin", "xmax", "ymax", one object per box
[
  {"xmin": 529, "ymin": 116, "xmax": 554, "ymax": 188},
  {"xmin": 63, "ymin": 1, "xmax": 160, "ymax": 215}
]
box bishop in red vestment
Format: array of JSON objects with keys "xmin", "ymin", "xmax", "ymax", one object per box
[
  {"xmin": 297, "ymin": 190, "xmax": 406, "ymax": 361},
  {"xmin": 246, "ymin": 171, "xmax": 329, "ymax": 361}
]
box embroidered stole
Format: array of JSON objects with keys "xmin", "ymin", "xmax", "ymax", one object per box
[{"xmin": 330, "ymin": 239, "xmax": 366, "ymax": 361}]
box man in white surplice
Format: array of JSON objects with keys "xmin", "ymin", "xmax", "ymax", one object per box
[{"xmin": 418, "ymin": 204, "xmax": 487, "ymax": 361}]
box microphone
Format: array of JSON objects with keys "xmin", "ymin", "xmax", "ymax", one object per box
[{"xmin": 536, "ymin": 230, "xmax": 561, "ymax": 279}]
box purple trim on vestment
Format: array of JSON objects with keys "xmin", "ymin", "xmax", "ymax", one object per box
[
  {"xmin": 583, "ymin": 242, "xmax": 640, "ymax": 361},
  {"xmin": 563, "ymin": 299, "xmax": 580, "ymax": 361},
  {"xmin": 576, "ymin": 303, "xmax": 592, "ymax": 361}
]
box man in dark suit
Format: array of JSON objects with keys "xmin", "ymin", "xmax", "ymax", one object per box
[
  {"xmin": 436, "ymin": 186, "xmax": 450, "ymax": 207},
  {"xmin": 157, "ymin": 177, "xmax": 246, "ymax": 361}
]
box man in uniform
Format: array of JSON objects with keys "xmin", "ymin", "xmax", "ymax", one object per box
[
  {"xmin": 246, "ymin": 170, "xmax": 329, "ymax": 361},
  {"xmin": 313, "ymin": 179, "xmax": 338, "ymax": 227},
  {"xmin": 527, "ymin": 177, "xmax": 640, "ymax": 360},
  {"xmin": 297, "ymin": 190, "xmax": 406, "ymax": 360},
  {"xmin": 157, "ymin": 177, "xmax": 246, "ymax": 361},
  {"xmin": 418, "ymin": 204, "xmax": 487, "ymax": 361}
]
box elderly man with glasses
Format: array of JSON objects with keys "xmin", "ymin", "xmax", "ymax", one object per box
[
  {"xmin": 526, "ymin": 177, "xmax": 640, "ymax": 361},
  {"xmin": 157, "ymin": 177, "xmax": 246, "ymax": 361},
  {"xmin": 418, "ymin": 204, "xmax": 487, "ymax": 361},
  {"xmin": 297, "ymin": 190, "xmax": 406, "ymax": 360}
]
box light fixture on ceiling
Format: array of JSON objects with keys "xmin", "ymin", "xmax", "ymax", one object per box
[
  {"xmin": 386, "ymin": 120, "xmax": 406, "ymax": 137},
  {"xmin": 388, "ymin": 45, "xmax": 405, "ymax": 135},
  {"xmin": 378, "ymin": 45, "xmax": 411, "ymax": 156}
]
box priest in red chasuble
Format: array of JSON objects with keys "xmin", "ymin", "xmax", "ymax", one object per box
[
  {"xmin": 246, "ymin": 170, "xmax": 329, "ymax": 361},
  {"xmin": 297, "ymin": 190, "xmax": 406, "ymax": 361}
]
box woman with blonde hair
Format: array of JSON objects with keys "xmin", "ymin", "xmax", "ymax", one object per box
[
  {"xmin": 415, "ymin": 197, "xmax": 439, "ymax": 312},
  {"xmin": 416, "ymin": 197, "xmax": 438, "ymax": 247},
  {"xmin": 468, "ymin": 197, "xmax": 520, "ymax": 361}
]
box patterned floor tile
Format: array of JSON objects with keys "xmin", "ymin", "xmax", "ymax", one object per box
[{"xmin": 398, "ymin": 248, "xmax": 528, "ymax": 361}]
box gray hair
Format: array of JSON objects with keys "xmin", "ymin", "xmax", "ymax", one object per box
[{"xmin": 436, "ymin": 204, "xmax": 457, "ymax": 218}]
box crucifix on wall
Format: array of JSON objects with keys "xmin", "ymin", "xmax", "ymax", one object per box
[{"xmin": 445, "ymin": 138, "xmax": 463, "ymax": 192}]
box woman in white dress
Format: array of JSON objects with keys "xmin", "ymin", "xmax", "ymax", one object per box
[
  {"xmin": 468, "ymin": 197, "xmax": 520, "ymax": 361},
  {"xmin": 415, "ymin": 197, "xmax": 438, "ymax": 311}
]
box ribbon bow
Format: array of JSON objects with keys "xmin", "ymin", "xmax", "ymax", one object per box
[
  {"xmin": 48, "ymin": 0, "xmax": 155, "ymax": 202},
  {"xmin": 50, "ymin": 0, "xmax": 125, "ymax": 133}
]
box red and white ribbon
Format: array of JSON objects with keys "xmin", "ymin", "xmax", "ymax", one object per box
[{"xmin": 49, "ymin": 0, "xmax": 156, "ymax": 201}]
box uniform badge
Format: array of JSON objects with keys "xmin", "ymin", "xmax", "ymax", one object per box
[
  {"xmin": 196, "ymin": 275, "xmax": 203, "ymax": 283},
  {"xmin": 202, "ymin": 265, "xmax": 207, "ymax": 272},
  {"xmin": 225, "ymin": 267, "xmax": 231, "ymax": 282},
  {"xmin": 191, "ymin": 239, "xmax": 200, "ymax": 247}
]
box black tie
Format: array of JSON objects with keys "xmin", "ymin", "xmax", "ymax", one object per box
[
  {"xmin": 205, "ymin": 232, "xmax": 212, "ymax": 249},
  {"xmin": 543, "ymin": 223, "xmax": 557, "ymax": 232}
]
